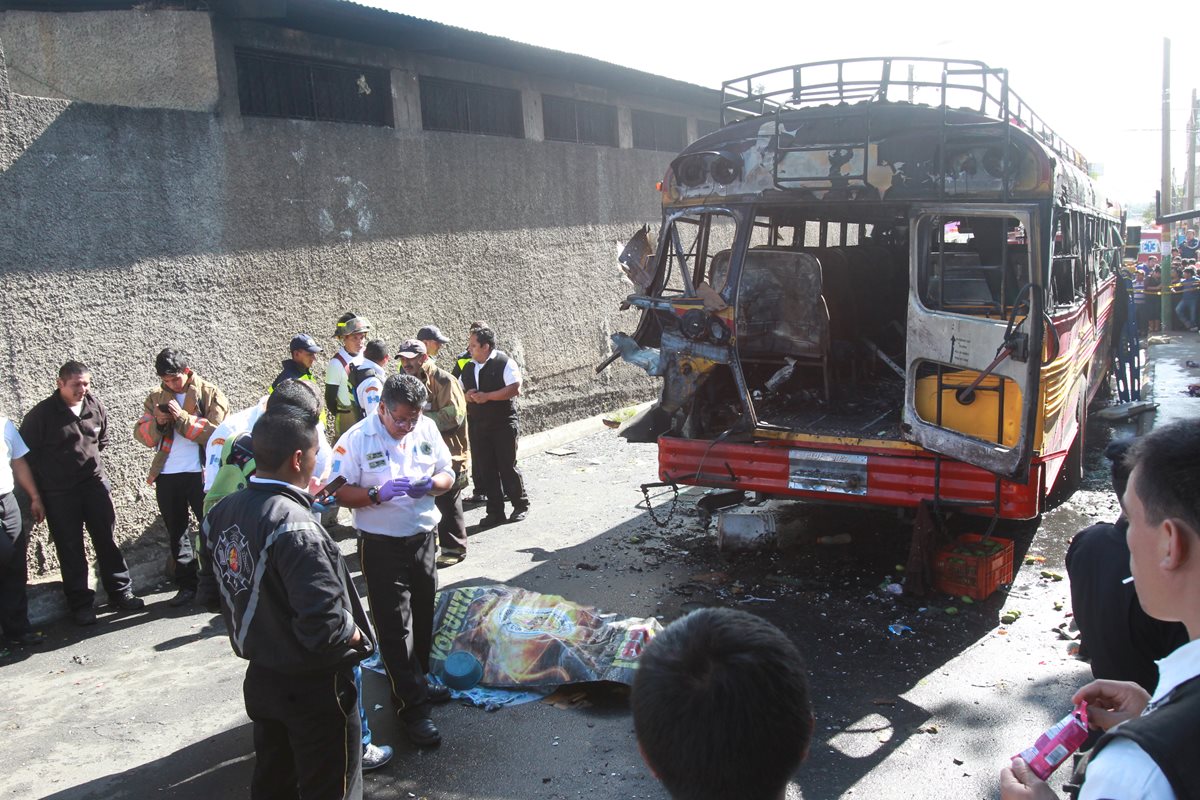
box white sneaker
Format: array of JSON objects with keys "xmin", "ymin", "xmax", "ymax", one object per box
[{"xmin": 362, "ymin": 743, "xmax": 393, "ymax": 771}]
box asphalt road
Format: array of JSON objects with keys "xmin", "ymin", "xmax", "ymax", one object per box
[{"xmin": 2, "ymin": 339, "xmax": 1195, "ymax": 800}]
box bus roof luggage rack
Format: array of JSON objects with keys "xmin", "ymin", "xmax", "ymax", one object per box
[{"xmin": 720, "ymin": 57, "xmax": 1089, "ymax": 173}]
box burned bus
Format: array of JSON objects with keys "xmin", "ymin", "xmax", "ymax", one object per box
[{"xmin": 607, "ymin": 58, "xmax": 1122, "ymax": 520}]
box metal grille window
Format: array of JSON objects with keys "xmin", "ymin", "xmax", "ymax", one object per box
[
  {"xmin": 235, "ymin": 50, "xmax": 392, "ymax": 127},
  {"xmin": 542, "ymin": 95, "xmax": 618, "ymax": 146},
  {"xmin": 631, "ymin": 109, "xmax": 686, "ymax": 151},
  {"xmin": 420, "ymin": 77, "xmax": 524, "ymax": 138}
]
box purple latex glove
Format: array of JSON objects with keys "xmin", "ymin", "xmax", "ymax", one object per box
[
  {"xmin": 378, "ymin": 477, "xmax": 412, "ymax": 502},
  {"xmin": 406, "ymin": 476, "xmax": 434, "ymax": 499}
]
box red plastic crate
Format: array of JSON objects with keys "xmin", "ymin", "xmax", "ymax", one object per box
[{"xmin": 933, "ymin": 533, "xmax": 1014, "ymax": 600}]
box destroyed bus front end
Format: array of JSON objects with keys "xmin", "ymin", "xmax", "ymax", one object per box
[{"xmin": 606, "ymin": 59, "xmax": 1123, "ymax": 521}]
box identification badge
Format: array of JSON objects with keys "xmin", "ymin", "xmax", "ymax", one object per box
[{"xmin": 366, "ymin": 450, "xmax": 387, "ymax": 470}]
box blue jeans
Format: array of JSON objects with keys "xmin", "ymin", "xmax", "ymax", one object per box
[
  {"xmin": 356, "ymin": 665, "xmax": 371, "ymax": 746},
  {"xmin": 1176, "ymin": 295, "xmax": 1199, "ymax": 328}
]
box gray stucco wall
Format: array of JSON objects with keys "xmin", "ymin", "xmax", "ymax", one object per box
[
  {"xmin": 0, "ymin": 10, "xmax": 219, "ymax": 111},
  {"xmin": 0, "ymin": 11, "xmax": 672, "ymax": 578}
]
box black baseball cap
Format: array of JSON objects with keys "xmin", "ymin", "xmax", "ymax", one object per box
[
  {"xmin": 289, "ymin": 334, "xmax": 323, "ymax": 354},
  {"xmin": 417, "ymin": 325, "xmax": 451, "ymax": 344},
  {"xmin": 395, "ymin": 339, "xmax": 427, "ymax": 358}
]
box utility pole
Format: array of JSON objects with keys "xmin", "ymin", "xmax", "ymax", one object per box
[
  {"xmin": 1161, "ymin": 38, "xmax": 1173, "ymax": 333},
  {"xmin": 1189, "ymin": 88, "xmax": 1198, "ymax": 214}
]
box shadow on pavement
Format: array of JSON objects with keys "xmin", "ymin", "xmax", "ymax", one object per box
[{"xmin": 39, "ymin": 722, "xmax": 254, "ymax": 800}]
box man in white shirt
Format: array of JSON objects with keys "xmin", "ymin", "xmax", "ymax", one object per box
[
  {"xmin": 459, "ymin": 326, "xmax": 529, "ymax": 528},
  {"xmin": 1000, "ymin": 418, "xmax": 1200, "ymax": 799},
  {"xmin": 0, "ymin": 414, "xmax": 45, "ymax": 646},
  {"xmin": 332, "ymin": 374, "xmax": 455, "ymax": 748},
  {"xmin": 202, "ymin": 384, "xmax": 334, "ymax": 515},
  {"xmin": 351, "ymin": 339, "xmax": 390, "ymax": 422}
]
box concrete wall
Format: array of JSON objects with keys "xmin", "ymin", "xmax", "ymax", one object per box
[
  {"xmin": 0, "ymin": 9, "xmax": 693, "ymax": 579},
  {"xmin": 0, "ymin": 10, "xmax": 219, "ymax": 111}
]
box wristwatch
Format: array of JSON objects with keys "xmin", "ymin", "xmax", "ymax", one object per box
[{"xmin": 367, "ymin": 486, "xmax": 382, "ymax": 505}]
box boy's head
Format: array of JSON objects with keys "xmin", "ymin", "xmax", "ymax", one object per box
[{"xmin": 632, "ymin": 608, "xmax": 813, "ymax": 800}]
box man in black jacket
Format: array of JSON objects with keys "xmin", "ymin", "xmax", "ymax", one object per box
[
  {"xmin": 460, "ymin": 326, "xmax": 529, "ymax": 527},
  {"xmin": 272, "ymin": 333, "xmax": 323, "ymax": 389},
  {"xmin": 204, "ymin": 408, "xmax": 374, "ymax": 800},
  {"xmin": 1065, "ymin": 439, "xmax": 1187, "ymax": 693},
  {"xmin": 19, "ymin": 361, "xmax": 141, "ymax": 626}
]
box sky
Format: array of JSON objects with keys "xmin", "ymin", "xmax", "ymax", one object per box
[{"xmin": 363, "ymin": 0, "xmax": 1199, "ymax": 209}]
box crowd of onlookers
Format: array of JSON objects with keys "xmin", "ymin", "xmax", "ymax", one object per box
[{"xmin": 1129, "ymin": 227, "xmax": 1200, "ymax": 336}]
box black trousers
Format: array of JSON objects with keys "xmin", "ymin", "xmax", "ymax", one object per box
[
  {"xmin": 0, "ymin": 493, "xmax": 31, "ymax": 637},
  {"xmin": 243, "ymin": 662, "xmax": 362, "ymax": 800},
  {"xmin": 435, "ymin": 469, "xmax": 467, "ymax": 552},
  {"xmin": 42, "ymin": 479, "xmax": 132, "ymax": 610},
  {"xmin": 155, "ymin": 471, "xmax": 205, "ymax": 591},
  {"xmin": 468, "ymin": 421, "xmax": 529, "ymax": 517},
  {"xmin": 358, "ymin": 531, "xmax": 436, "ymax": 719}
]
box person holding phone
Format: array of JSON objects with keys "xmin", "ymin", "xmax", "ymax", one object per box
[
  {"xmin": 332, "ymin": 374, "xmax": 455, "ymax": 748},
  {"xmin": 134, "ymin": 348, "xmax": 228, "ymax": 609}
]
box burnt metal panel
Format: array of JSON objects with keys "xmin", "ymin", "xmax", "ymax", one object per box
[{"xmin": 788, "ymin": 449, "xmax": 869, "ymax": 495}]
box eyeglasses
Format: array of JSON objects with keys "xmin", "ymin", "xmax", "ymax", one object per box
[{"xmin": 382, "ymin": 405, "xmax": 421, "ymax": 430}]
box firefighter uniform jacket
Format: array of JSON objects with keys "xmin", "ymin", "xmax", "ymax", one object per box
[
  {"xmin": 203, "ymin": 479, "xmax": 373, "ymax": 674},
  {"xmin": 417, "ymin": 359, "xmax": 469, "ymax": 473},
  {"xmin": 133, "ymin": 373, "xmax": 229, "ymax": 484}
]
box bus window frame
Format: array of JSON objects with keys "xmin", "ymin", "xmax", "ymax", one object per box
[
  {"xmin": 656, "ymin": 206, "xmax": 746, "ymax": 303},
  {"xmin": 914, "ymin": 211, "xmax": 1029, "ymax": 319},
  {"xmin": 904, "ymin": 202, "xmax": 1043, "ymax": 481}
]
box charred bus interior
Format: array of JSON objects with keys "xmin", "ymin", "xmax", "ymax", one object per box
[{"xmin": 646, "ymin": 206, "xmax": 1031, "ymax": 444}]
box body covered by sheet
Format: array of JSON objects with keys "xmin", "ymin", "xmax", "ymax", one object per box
[{"xmin": 429, "ymin": 584, "xmax": 661, "ymax": 688}]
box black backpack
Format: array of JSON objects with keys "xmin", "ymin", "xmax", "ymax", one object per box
[{"xmin": 348, "ymin": 361, "xmax": 387, "ymax": 421}]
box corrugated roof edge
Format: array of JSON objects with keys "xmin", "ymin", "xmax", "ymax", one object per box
[
  {"xmin": 2, "ymin": 0, "xmax": 721, "ymax": 109},
  {"xmin": 306, "ymin": 0, "xmax": 721, "ymax": 108}
]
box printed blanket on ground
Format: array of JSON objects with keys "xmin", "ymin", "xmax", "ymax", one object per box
[{"xmin": 428, "ymin": 584, "xmax": 661, "ymax": 689}]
